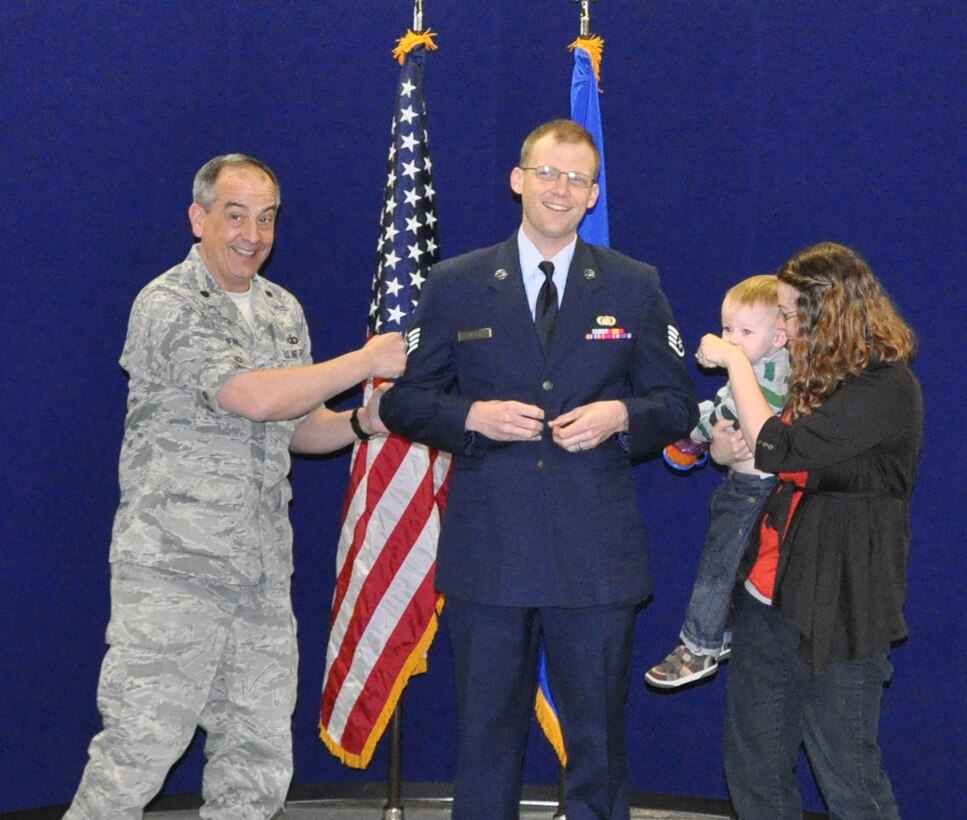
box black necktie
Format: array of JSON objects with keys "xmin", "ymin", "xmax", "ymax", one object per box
[{"xmin": 536, "ymin": 260, "xmax": 558, "ymax": 354}]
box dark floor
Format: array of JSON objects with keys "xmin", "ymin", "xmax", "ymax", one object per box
[{"xmin": 1, "ymin": 783, "xmax": 828, "ymax": 819}]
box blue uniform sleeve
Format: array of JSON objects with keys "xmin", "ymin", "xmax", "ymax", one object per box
[
  {"xmin": 380, "ymin": 270, "xmax": 475, "ymax": 453},
  {"xmin": 621, "ymin": 271, "xmax": 698, "ymax": 460}
]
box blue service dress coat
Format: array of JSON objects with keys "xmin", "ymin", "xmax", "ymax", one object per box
[{"xmin": 381, "ymin": 234, "xmax": 697, "ymax": 609}]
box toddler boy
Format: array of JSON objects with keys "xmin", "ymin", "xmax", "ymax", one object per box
[{"xmin": 646, "ymin": 274, "xmax": 789, "ymax": 688}]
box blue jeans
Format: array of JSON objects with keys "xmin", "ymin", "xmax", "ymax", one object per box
[
  {"xmin": 725, "ymin": 592, "xmax": 899, "ymax": 820},
  {"xmin": 680, "ymin": 471, "xmax": 776, "ymax": 656}
]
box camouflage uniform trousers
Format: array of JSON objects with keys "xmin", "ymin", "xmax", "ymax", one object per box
[{"xmin": 65, "ymin": 561, "xmax": 297, "ymax": 820}]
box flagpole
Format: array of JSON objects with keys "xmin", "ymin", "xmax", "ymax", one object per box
[
  {"xmin": 380, "ymin": 5, "xmax": 437, "ymax": 815},
  {"xmin": 574, "ymin": 0, "xmax": 597, "ymax": 37},
  {"xmin": 556, "ymin": 11, "xmax": 605, "ymax": 817},
  {"xmin": 383, "ymin": 0, "xmax": 421, "ymax": 810},
  {"xmin": 559, "ymin": 2, "xmax": 592, "ymax": 808},
  {"xmin": 554, "ymin": 764, "xmax": 567, "ymax": 820},
  {"xmin": 383, "ymin": 701, "xmax": 404, "ymax": 820}
]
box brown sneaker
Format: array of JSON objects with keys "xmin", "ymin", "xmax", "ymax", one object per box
[{"xmin": 645, "ymin": 645, "xmax": 718, "ymax": 688}]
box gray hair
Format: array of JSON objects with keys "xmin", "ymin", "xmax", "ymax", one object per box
[{"xmin": 192, "ymin": 154, "xmax": 281, "ymax": 211}]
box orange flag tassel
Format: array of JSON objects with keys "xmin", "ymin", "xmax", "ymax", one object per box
[
  {"xmin": 392, "ymin": 29, "xmax": 439, "ymax": 64},
  {"xmin": 568, "ymin": 34, "xmax": 605, "ymax": 84}
]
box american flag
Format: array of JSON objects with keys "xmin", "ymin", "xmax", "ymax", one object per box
[{"xmin": 319, "ymin": 39, "xmax": 451, "ymax": 769}]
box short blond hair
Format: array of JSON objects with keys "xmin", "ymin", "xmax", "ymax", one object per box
[
  {"xmin": 724, "ymin": 274, "xmax": 778, "ymax": 309},
  {"xmin": 519, "ymin": 119, "xmax": 601, "ymax": 180}
]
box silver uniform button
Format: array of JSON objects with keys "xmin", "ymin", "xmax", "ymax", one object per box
[{"xmin": 542, "ymin": 380, "xmax": 554, "ymax": 391}]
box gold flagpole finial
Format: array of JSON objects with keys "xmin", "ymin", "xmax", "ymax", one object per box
[
  {"xmin": 574, "ymin": 0, "xmax": 597, "ymax": 37},
  {"xmin": 392, "ymin": 1, "xmax": 437, "ymax": 65},
  {"xmin": 569, "ymin": 1, "xmax": 604, "ymax": 83}
]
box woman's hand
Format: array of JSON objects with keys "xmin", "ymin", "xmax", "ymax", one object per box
[{"xmin": 708, "ymin": 418, "xmax": 752, "ymax": 466}]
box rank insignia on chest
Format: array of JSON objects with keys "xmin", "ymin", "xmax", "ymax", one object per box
[{"xmin": 586, "ymin": 328, "xmax": 632, "ymax": 340}]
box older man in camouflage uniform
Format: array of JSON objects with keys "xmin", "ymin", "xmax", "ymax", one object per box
[{"xmin": 65, "ymin": 154, "xmax": 406, "ymax": 820}]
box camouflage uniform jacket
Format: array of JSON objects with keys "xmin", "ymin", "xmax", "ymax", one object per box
[{"xmin": 110, "ymin": 245, "xmax": 312, "ymax": 585}]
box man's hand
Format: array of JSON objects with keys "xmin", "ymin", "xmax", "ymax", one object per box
[
  {"xmin": 547, "ymin": 400, "xmax": 628, "ymax": 453},
  {"xmin": 465, "ymin": 400, "xmax": 545, "ymax": 441},
  {"xmin": 358, "ymin": 383, "xmax": 392, "ymax": 437},
  {"xmin": 708, "ymin": 418, "xmax": 751, "ymax": 465},
  {"xmin": 363, "ymin": 332, "xmax": 408, "ymax": 379}
]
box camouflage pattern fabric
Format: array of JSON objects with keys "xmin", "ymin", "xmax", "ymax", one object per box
[
  {"xmin": 65, "ymin": 562, "xmax": 297, "ymax": 819},
  {"xmin": 110, "ymin": 245, "xmax": 311, "ymax": 586},
  {"xmin": 67, "ymin": 246, "xmax": 312, "ymax": 818}
]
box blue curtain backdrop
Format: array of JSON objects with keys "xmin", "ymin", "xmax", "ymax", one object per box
[{"xmin": 1, "ymin": 2, "xmax": 963, "ymax": 817}]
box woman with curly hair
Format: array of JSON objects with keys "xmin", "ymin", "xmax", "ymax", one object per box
[{"xmin": 697, "ymin": 242, "xmax": 922, "ymax": 819}]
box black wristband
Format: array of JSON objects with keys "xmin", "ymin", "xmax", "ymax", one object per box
[{"xmin": 349, "ymin": 407, "xmax": 371, "ymax": 441}]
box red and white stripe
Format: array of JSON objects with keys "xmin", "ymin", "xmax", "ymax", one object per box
[{"xmin": 320, "ymin": 396, "xmax": 450, "ymax": 767}]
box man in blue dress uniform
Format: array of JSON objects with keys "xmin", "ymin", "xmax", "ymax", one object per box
[{"xmin": 380, "ymin": 120, "xmax": 696, "ymax": 820}]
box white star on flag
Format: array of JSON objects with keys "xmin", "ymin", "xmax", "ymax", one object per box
[
  {"xmin": 386, "ymin": 303, "xmax": 407, "ymax": 326},
  {"xmin": 402, "ymin": 159, "xmax": 420, "ymax": 180}
]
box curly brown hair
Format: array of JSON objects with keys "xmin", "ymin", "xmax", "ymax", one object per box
[{"xmin": 779, "ymin": 242, "xmax": 916, "ymax": 418}]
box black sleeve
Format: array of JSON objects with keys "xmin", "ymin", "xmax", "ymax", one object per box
[{"xmin": 755, "ymin": 365, "xmax": 918, "ymax": 473}]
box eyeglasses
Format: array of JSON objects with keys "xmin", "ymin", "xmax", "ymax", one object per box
[
  {"xmin": 779, "ymin": 308, "xmax": 798, "ymax": 321},
  {"xmin": 519, "ymin": 165, "xmax": 596, "ymax": 190}
]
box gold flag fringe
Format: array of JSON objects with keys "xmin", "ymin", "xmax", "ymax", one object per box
[
  {"xmin": 319, "ymin": 596, "xmax": 443, "ymax": 769},
  {"xmin": 568, "ymin": 34, "xmax": 605, "ymax": 84},
  {"xmin": 392, "ymin": 29, "xmax": 439, "ymax": 64},
  {"xmin": 535, "ymin": 687, "xmax": 568, "ymax": 766}
]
